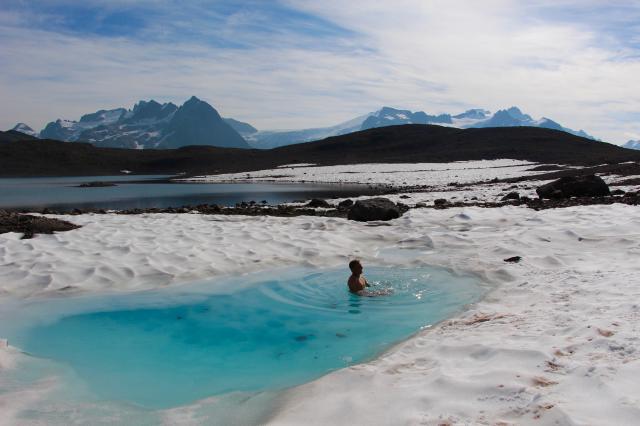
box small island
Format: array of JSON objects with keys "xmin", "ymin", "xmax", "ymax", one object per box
[{"xmin": 76, "ymin": 181, "xmax": 117, "ymax": 188}]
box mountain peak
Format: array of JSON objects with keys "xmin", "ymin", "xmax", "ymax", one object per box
[
  {"xmin": 10, "ymin": 123, "xmax": 39, "ymax": 137},
  {"xmin": 505, "ymin": 106, "xmax": 532, "ymax": 121},
  {"xmin": 158, "ymin": 97, "xmax": 249, "ymax": 149},
  {"xmin": 623, "ymin": 140, "xmax": 640, "ymax": 150}
]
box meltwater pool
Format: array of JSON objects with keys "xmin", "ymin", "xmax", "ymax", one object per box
[{"xmin": 0, "ymin": 266, "xmax": 484, "ymax": 410}]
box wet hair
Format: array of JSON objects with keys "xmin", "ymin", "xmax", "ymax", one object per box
[{"xmin": 348, "ymin": 259, "xmax": 361, "ymax": 272}]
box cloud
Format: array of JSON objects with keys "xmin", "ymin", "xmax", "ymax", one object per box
[{"xmin": 1, "ymin": 0, "xmax": 639, "ymax": 144}]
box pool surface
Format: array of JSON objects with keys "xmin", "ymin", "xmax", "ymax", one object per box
[{"xmin": 0, "ymin": 266, "xmax": 484, "ymax": 410}]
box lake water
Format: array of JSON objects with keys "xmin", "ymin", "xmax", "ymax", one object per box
[
  {"xmin": 0, "ymin": 266, "xmax": 484, "ymax": 411},
  {"xmin": 0, "ymin": 175, "xmax": 379, "ymax": 211}
]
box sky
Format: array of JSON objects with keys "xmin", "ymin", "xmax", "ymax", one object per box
[{"xmin": 1, "ymin": 0, "xmax": 639, "ymax": 144}]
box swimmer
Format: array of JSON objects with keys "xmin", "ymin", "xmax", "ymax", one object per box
[{"xmin": 347, "ymin": 260, "xmax": 370, "ymax": 294}]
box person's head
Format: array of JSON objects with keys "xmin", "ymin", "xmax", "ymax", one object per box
[{"xmin": 349, "ymin": 259, "xmax": 363, "ymax": 275}]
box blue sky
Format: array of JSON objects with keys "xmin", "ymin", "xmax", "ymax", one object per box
[{"xmin": 1, "ymin": 0, "xmax": 639, "ymax": 144}]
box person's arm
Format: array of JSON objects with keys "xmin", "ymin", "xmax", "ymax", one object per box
[{"xmin": 364, "ymin": 277, "xmax": 370, "ymax": 287}]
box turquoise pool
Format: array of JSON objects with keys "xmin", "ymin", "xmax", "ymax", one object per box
[{"xmin": 0, "ymin": 266, "xmax": 484, "ymax": 410}]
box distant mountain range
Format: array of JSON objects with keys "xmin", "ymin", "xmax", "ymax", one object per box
[
  {"xmin": 11, "ymin": 97, "xmax": 249, "ymax": 149},
  {"xmin": 10, "ymin": 99, "xmax": 599, "ymax": 150},
  {"xmin": 623, "ymin": 140, "xmax": 640, "ymax": 150},
  {"xmin": 241, "ymin": 106, "xmax": 595, "ymax": 149},
  {"xmin": 2, "ymin": 125, "xmax": 639, "ymax": 177}
]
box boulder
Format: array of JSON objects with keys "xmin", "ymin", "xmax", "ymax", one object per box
[
  {"xmin": 306, "ymin": 198, "xmax": 332, "ymax": 208},
  {"xmin": 501, "ymin": 192, "xmax": 520, "ymax": 201},
  {"xmin": 536, "ymin": 175, "xmax": 610, "ymax": 199},
  {"xmin": 434, "ymin": 198, "xmax": 448, "ymax": 206},
  {"xmin": 347, "ymin": 198, "xmax": 402, "ymax": 222},
  {"xmin": 338, "ymin": 199, "xmax": 354, "ymax": 209}
]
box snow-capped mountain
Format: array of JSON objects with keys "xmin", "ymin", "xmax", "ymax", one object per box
[
  {"xmin": 360, "ymin": 107, "xmax": 452, "ymax": 130},
  {"xmin": 36, "ymin": 97, "xmax": 248, "ymax": 149},
  {"xmin": 470, "ymin": 106, "xmax": 593, "ymax": 139},
  {"xmin": 623, "ymin": 140, "xmax": 640, "ymax": 150},
  {"xmin": 245, "ymin": 106, "xmax": 594, "ymax": 148},
  {"xmin": 243, "ymin": 112, "xmax": 375, "ymax": 149},
  {"xmin": 10, "ymin": 123, "xmax": 39, "ymax": 137},
  {"xmin": 19, "ymin": 101, "xmax": 596, "ymax": 150}
]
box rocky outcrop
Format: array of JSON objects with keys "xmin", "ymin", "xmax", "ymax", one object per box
[
  {"xmin": 347, "ymin": 198, "xmax": 403, "ymax": 221},
  {"xmin": 0, "ymin": 211, "xmax": 80, "ymax": 239},
  {"xmin": 536, "ymin": 175, "xmax": 610, "ymax": 199}
]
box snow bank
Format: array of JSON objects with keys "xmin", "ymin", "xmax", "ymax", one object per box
[
  {"xmin": 1, "ymin": 204, "xmax": 640, "ymax": 424},
  {"xmin": 185, "ymin": 159, "xmax": 544, "ymax": 187}
]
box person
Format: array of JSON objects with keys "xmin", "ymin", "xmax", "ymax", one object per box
[{"xmin": 347, "ymin": 260, "xmax": 370, "ymax": 294}]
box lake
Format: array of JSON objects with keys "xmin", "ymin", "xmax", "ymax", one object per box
[{"xmin": 0, "ymin": 175, "xmax": 380, "ymax": 211}]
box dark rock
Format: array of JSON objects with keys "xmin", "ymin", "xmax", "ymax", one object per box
[
  {"xmin": 347, "ymin": 198, "xmax": 403, "ymax": 221},
  {"xmin": 306, "ymin": 198, "xmax": 332, "ymax": 208},
  {"xmin": 338, "ymin": 199, "xmax": 354, "ymax": 209},
  {"xmin": 501, "ymin": 191, "xmax": 520, "ymax": 201},
  {"xmin": 434, "ymin": 198, "xmax": 448, "ymax": 206},
  {"xmin": 399, "ymin": 195, "xmax": 411, "ymax": 199},
  {"xmin": 611, "ymin": 189, "xmax": 626, "ymax": 196},
  {"xmin": 536, "ymin": 175, "xmax": 610, "ymax": 199},
  {"xmin": 415, "ymin": 202, "xmax": 427, "ymax": 208},
  {"xmin": 0, "ymin": 211, "xmax": 80, "ymax": 239},
  {"xmin": 504, "ymin": 256, "xmax": 522, "ymax": 263}
]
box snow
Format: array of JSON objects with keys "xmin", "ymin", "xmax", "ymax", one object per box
[
  {"xmin": 1, "ymin": 159, "xmax": 640, "ymax": 424},
  {"xmin": 276, "ymin": 163, "xmax": 317, "ymax": 168},
  {"xmin": 186, "ymin": 159, "xmax": 544, "ymax": 188}
]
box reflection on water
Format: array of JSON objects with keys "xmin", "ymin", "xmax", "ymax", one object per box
[{"xmin": 0, "ymin": 175, "xmax": 380, "ymax": 211}]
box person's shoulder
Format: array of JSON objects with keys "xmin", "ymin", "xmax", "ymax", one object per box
[{"xmin": 347, "ymin": 275, "xmax": 359, "ymax": 291}]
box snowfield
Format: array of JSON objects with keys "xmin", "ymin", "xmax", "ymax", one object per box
[{"xmin": 1, "ymin": 159, "xmax": 640, "ymax": 425}]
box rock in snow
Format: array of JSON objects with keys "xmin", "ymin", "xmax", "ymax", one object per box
[
  {"xmin": 347, "ymin": 198, "xmax": 403, "ymax": 221},
  {"xmin": 536, "ymin": 175, "xmax": 610, "ymax": 199}
]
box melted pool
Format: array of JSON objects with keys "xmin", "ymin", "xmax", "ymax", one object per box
[{"xmin": 0, "ymin": 266, "xmax": 484, "ymax": 409}]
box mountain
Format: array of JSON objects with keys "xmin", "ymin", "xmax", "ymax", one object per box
[
  {"xmin": 10, "ymin": 123, "xmax": 39, "ymax": 137},
  {"xmin": 37, "ymin": 97, "xmax": 248, "ymax": 149},
  {"xmin": 20, "ymin": 100, "xmax": 597, "ymax": 150},
  {"xmin": 224, "ymin": 118, "xmax": 258, "ymax": 136},
  {"xmin": 624, "ymin": 140, "xmax": 640, "ymax": 150},
  {"xmin": 158, "ymin": 97, "xmax": 249, "ymax": 149},
  {"xmin": 245, "ymin": 105, "xmax": 594, "ymax": 149},
  {"xmin": 244, "ymin": 112, "xmax": 374, "ymax": 149},
  {"xmin": 470, "ymin": 106, "xmax": 594, "ymax": 139},
  {"xmin": 2, "ymin": 125, "xmax": 638, "ymax": 177},
  {"xmin": 360, "ymin": 107, "xmax": 452, "ymax": 130}
]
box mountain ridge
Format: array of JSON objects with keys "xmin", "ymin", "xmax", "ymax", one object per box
[
  {"xmin": 624, "ymin": 140, "xmax": 640, "ymax": 150},
  {"xmin": 244, "ymin": 105, "xmax": 596, "ymax": 149},
  {"xmin": 35, "ymin": 97, "xmax": 248, "ymax": 149},
  {"xmin": 13, "ymin": 101, "xmax": 597, "ymax": 150},
  {"xmin": 1, "ymin": 125, "xmax": 637, "ymax": 177}
]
